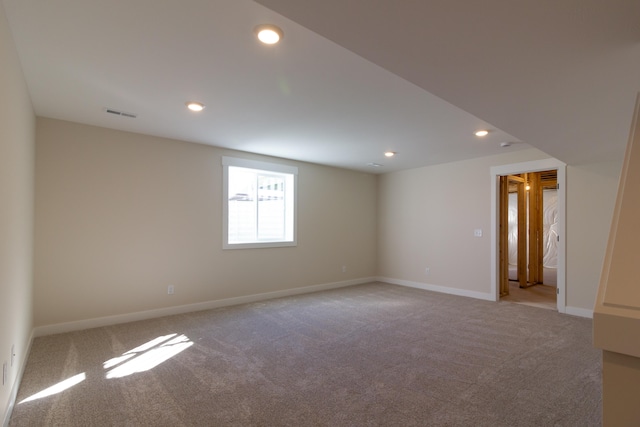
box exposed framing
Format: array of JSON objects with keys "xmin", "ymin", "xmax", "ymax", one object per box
[{"xmin": 490, "ymin": 159, "xmax": 567, "ymax": 312}]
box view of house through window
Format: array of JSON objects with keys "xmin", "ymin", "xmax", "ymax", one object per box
[{"xmin": 223, "ymin": 157, "xmax": 297, "ymax": 249}]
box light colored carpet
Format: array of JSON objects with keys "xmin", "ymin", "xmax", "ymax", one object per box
[{"xmin": 10, "ymin": 282, "xmax": 601, "ymax": 426}]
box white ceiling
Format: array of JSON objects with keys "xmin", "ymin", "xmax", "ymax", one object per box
[
  {"xmin": 255, "ymin": 0, "xmax": 640, "ymax": 166},
  {"xmin": 4, "ymin": 0, "xmax": 640, "ymax": 173}
]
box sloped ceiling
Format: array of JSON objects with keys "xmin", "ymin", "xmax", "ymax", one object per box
[
  {"xmin": 4, "ymin": 0, "xmax": 640, "ymax": 173},
  {"xmin": 256, "ymin": 0, "xmax": 640, "ymax": 165}
]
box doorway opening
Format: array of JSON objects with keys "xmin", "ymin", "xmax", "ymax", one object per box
[
  {"xmin": 499, "ymin": 170, "xmax": 558, "ymax": 310},
  {"xmin": 490, "ymin": 159, "xmax": 566, "ymax": 313}
]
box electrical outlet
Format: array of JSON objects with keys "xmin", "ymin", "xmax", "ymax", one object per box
[
  {"xmin": 11, "ymin": 344, "xmax": 15, "ymax": 367},
  {"xmin": 342, "ymin": 265, "xmax": 347, "ymax": 273},
  {"xmin": 167, "ymin": 285, "xmax": 175, "ymax": 295},
  {"xmin": 425, "ymin": 267, "xmax": 430, "ymax": 275},
  {"xmin": 474, "ymin": 229, "xmax": 483, "ymax": 237},
  {"xmin": 2, "ymin": 362, "xmax": 6, "ymax": 386}
]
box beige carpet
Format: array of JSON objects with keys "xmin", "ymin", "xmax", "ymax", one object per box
[{"xmin": 10, "ymin": 282, "xmax": 601, "ymax": 426}]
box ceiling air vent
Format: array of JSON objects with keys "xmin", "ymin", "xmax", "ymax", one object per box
[{"xmin": 104, "ymin": 108, "xmax": 137, "ymax": 118}]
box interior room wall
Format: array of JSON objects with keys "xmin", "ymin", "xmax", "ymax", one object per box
[
  {"xmin": 377, "ymin": 149, "xmax": 621, "ymax": 313},
  {"xmin": 34, "ymin": 118, "xmax": 377, "ymax": 329},
  {"xmin": 0, "ymin": 3, "xmax": 35, "ymax": 423},
  {"xmin": 566, "ymin": 160, "xmax": 621, "ymax": 310},
  {"xmin": 377, "ymin": 149, "xmax": 551, "ymax": 296}
]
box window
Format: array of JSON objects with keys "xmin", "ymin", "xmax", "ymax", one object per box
[{"xmin": 222, "ymin": 156, "xmax": 297, "ymax": 249}]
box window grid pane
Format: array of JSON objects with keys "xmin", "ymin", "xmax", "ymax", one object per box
[
  {"xmin": 257, "ymin": 173, "xmax": 286, "ymax": 240},
  {"xmin": 227, "ymin": 165, "xmax": 294, "ymax": 246}
]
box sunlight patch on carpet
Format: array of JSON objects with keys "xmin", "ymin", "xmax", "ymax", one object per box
[
  {"xmin": 105, "ymin": 333, "xmax": 193, "ymax": 379},
  {"xmin": 19, "ymin": 372, "xmax": 86, "ymax": 404}
]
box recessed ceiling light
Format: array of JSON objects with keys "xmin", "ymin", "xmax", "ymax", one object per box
[
  {"xmin": 186, "ymin": 102, "xmax": 205, "ymax": 112},
  {"xmin": 475, "ymin": 130, "xmax": 489, "ymax": 137},
  {"xmin": 384, "ymin": 151, "xmax": 396, "ymax": 157},
  {"xmin": 255, "ymin": 24, "xmax": 283, "ymax": 45}
]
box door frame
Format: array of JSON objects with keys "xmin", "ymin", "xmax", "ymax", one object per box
[{"xmin": 490, "ymin": 159, "xmax": 566, "ymax": 312}]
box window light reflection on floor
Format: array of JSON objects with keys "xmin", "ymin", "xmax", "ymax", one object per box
[
  {"xmin": 102, "ymin": 333, "xmax": 179, "ymax": 370},
  {"xmin": 18, "ymin": 333, "xmax": 194, "ymax": 404},
  {"xmin": 19, "ymin": 372, "xmax": 86, "ymax": 404},
  {"xmin": 105, "ymin": 333, "xmax": 193, "ymax": 379},
  {"xmin": 102, "ymin": 353, "xmax": 136, "ymax": 370}
]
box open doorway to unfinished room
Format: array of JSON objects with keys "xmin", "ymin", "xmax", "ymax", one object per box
[
  {"xmin": 499, "ymin": 170, "xmax": 558, "ymax": 310},
  {"xmin": 490, "ymin": 159, "xmax": 566, "ymax": 313}
]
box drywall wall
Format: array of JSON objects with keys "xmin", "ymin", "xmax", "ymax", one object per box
[
  {"xmin": 377, "ymin": 148, "xmax": 620, "ymax": 312},
  {"xmin": 566, "ymin": 160, "xmax": 620, "ymax": 310},
  {"xmin": 34, "ymin": 114, "xmax": 624, "ymax": 336},
  {"xmin": 377, "ymin": 149, "xmax": 551, "ymax": 295},
  {"xmin": 0, "ymin": 2, "xmax": 35, "ymax": 423},
  {"xmin": 34, "ymin": 118, "xmax": 377, "ymax": 327}
]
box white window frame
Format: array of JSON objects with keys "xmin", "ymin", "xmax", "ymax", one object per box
[{"xmin": 222, "ymin": 156, "xmax": 298, "ymax": 249}]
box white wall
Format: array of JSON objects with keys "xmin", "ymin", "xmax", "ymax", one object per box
[
  {"xmin": 377, "ymin": 148, "xmax": 620, "ymax": 312},
  {"xmin": 34, "ymin": 118, "xmax": 377, "ymax": 328},
  {"xmin": 377, "ymin": 149, "xmax": 550, "ymax": 294},
  {"xmin": 0, "ymin": 2, "xmax": 35, "ymax": 423},
  {"xmin": 567, "ymin": 160, "xmax": 620, "ymax": 309}
]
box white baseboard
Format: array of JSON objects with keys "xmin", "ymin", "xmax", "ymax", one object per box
[
  {"xmin": 378, "ymin": 277, "xmax": 495, "ymax": 301},
  {"xmin": 33, "ymin": 277, "xmax": 376, "ymax": 337},
  {"xmin": 33, "ymin": 277, "xmax": 592, "ymax": 338},
  {"xmin": 3, "ymin": 329, "xmax": 34, "ymax": 427},
  {"xmin": 378, "ymin": 277, "xmax": 594, "ymax": 319},
  {"xmin": 565, "ymin": 306, "xmax": 594, "ymax": 319}
]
